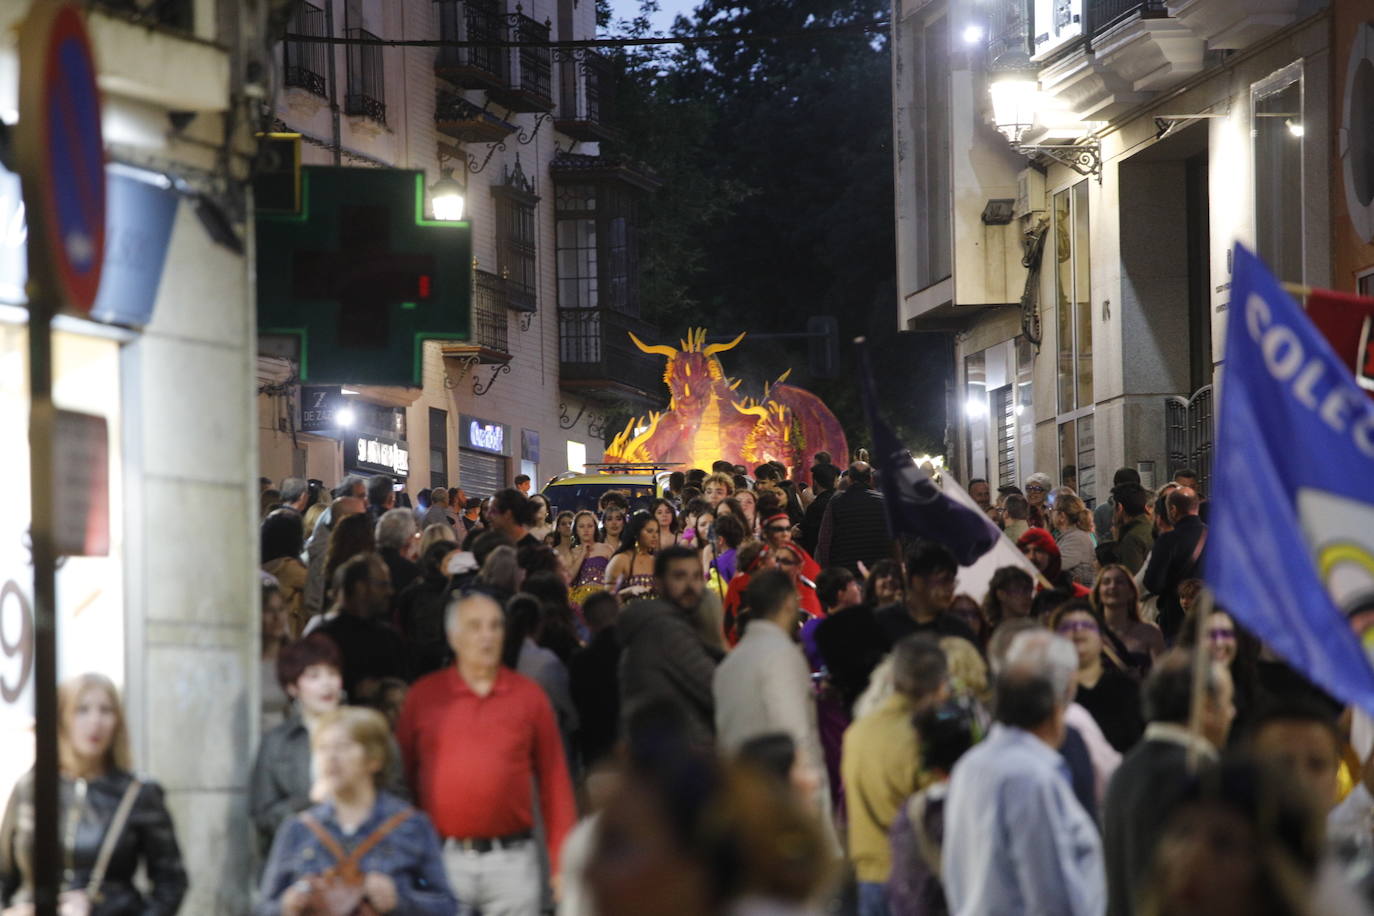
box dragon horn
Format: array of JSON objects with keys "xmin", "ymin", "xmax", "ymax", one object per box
[
  {"xmin": 628, "ymin": 332, "xmax": 677, "ymax": 358},
  {"xmin": 703, "ymin": 331, "xmax": 746, "ymax": 357}
]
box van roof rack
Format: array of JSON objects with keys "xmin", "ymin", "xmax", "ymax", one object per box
[{"xmin": 583, "ymin": 462, "xmax": 683, "ymax": 471}]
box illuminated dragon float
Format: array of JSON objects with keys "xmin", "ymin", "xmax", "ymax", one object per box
[{"xmin": 604, "ymin": 328, "xmax": 848, "ymax": 485}]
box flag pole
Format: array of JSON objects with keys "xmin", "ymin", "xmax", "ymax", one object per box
[{"xmin": 1185, "ymin": 584, "xmax": 1216, "ymax": 772}]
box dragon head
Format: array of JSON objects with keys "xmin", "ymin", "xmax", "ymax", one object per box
[{"xmin": 628, "ymin": 328, "xmax": 745, "ymax": 409}]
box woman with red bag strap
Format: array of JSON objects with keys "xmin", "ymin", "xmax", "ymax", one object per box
[{"xmin": 256, "ymin": 708, "xmax": 454, "ymax": 916}]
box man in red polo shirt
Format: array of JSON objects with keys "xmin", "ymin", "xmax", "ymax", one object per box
[{"xmin": 397, "ymin": 590, "xmax": 575, "ymax": 914}]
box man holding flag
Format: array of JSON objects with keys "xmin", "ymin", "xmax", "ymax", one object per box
[{"xmin": 1209, "ymin": 244, "xmax": 1374, "ymax": 713}]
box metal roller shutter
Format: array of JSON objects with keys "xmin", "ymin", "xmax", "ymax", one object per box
[{"xmin": 459, "ymin": 449, "xmax": 507, "ymax": 497}]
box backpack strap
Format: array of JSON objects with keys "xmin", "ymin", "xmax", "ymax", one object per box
[
  {"xmin": 298, "ymin": 813, "xmax": 352, "ymax": 866},
  {"xmin": 347, "ymin": 808, "xmax": 415, "ymax": 865},
  {"xmin": 301, "ymin": 806, "xmax": 415, "ymax": 868}
]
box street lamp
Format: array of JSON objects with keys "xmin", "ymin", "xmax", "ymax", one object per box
[
  {"xmin": 431, "ymin": 168, "xmax": 465, "ymax": 221},
  {"xmin": 989, "ymin": 78, "xmax": 1039, "ymax": 145},
  {"xmin": 989, "ymin": 78, "xmax": 1102, "ymax": 179}
]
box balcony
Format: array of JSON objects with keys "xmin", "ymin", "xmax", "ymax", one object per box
[
  {"xmin": 435, "ymin": 0, "xmax": 507, "ymax": 91},
  {"xmin": 1165, "ymin": 0, "xmax": 1301, "ymax": 50},
  {"xmin": 94, "ymin": 0, "xmax": 193, "ymax": 30},
  {"xmin": 435, "ymin": 90, "xmax": 516, "ymax": 144},
  {"xmin": 1036, "ymin": 0, "xmax": 1203, "ymax": 121},
  {"xmin": 442, "ymin": 270, "xmax": 512, "ymax": 368},
  {"xmin": 559, "ymin": 308, "xmax": 664, "ymax": 402},
  {"xmin": 556, "ymin": 50, "xmax": 618, "ymax": 142},
  {"xmin": 344, "ymin": 28, "xmax": 386, "ymax": 124},
  {"xmin": 473, "ymin": 271, "xmax": 512, "ymax": 355},
  {"xmin": 488, "ymin": 11, "xmax": 554, "ymax": 113},
  {"xmin": 283, "ymin": 1, "xmax": 328, "ymax": 98}
]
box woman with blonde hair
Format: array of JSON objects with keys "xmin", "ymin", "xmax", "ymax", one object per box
[
  {"xmin": 1051, "ymin": 491, "xmax": 1098, "ymax": 587},
  {"xmin": 257, "ymin": 707, "xmax": 455, "ymax": 916},
  {"xmin": 1091, "ymin": 564, "xmax": 1165, "ymax": 673},
  {"xmin": 417, "ymin": 522, "xmax": 458, "ymax": 559},
  {"xmin": 1, "ymin": 674, "xmax": 187, "ymax": 915}
]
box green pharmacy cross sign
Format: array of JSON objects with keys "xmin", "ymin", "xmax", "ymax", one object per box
[{"xmin": 257, "ymin": 166, "xmax": 472, "ymax": 386}]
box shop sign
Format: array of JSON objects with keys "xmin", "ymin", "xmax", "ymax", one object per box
[
  {"xmin": 461, "ymin": 415, "xmax": 509, "ymax": 455},
  {"xmin": 1030, "ymin": 0, "xmax": 1083, "ymax": 61},
  {"xmin": 521, "ymin": 428, "xmax": 540, "ymax": 463},
  {"xmin": 300, "ymin": 385, "xmax": 344, "ymax": 432},
  {"xmin": 351, "ymin": 433, "xmax": 409, "ymax": 477}
]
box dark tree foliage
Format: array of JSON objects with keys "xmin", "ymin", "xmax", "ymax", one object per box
[{"xmin": 599, "ymin": 0, "xmax": 949, "ymax": 456}]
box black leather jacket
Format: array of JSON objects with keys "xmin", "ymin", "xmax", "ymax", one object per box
[{"xmin": 0, "ymin": 769, "xmax": 188, "ymax": 915}]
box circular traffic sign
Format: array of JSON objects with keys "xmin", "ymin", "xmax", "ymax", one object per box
[{"xmin": 17, "ymin": 1, "xmax": 106, "ymax": 315}]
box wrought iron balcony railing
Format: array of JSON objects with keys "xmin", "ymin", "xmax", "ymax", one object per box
[
  {"xmin": 283, "ymin": 0, "xmax": 329, "ymax": 98},
  {"xmin": 489, "ymin": 11, "xmax": 554, "ymax": 113},
  {"xmin": 474, "ymin": 270, "xmax": 512, "ymax": 354},
  {"xmin": 558, "ymin": 307, "xmax": 663, "ymax": 399},
  {"xmin": 344, "ymin": 27, "xmax": 386, "ymax": 124},
  {"xmin": 556, "ymin": 50, "xmax": 617, "ymax": 142},
  {"xmin": 94, "ymin": 0, "xmax": 194, "ymax": 30},
  {"xmin": 1090, "ymin": 0, "xmax": 1167, "ymax": 35},
  {"xmin": 435, "ymin": 0, "xmax": 507, "ymax": 90},
  {"xmin": 435, "ymin": 89, "xmax": 516, "ymax": 143}
]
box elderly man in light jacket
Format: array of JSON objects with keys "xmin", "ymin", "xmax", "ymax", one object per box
[{"xmin": 712, "ymin": 568, "xmax": 835, "ymax": 846}]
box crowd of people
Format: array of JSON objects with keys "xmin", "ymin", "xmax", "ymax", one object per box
[{"xmin": 6, "ymin": 456, "xmax": 1374, "ymax": 916}]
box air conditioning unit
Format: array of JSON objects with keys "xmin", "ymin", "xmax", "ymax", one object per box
[{"xmin": 1015, "ymin": 167, "xmax": 1046, "ymax": 219}]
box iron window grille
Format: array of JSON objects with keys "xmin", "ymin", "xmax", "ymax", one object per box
[
  {"xmin": 94, "ymin": 0, "xmax": 194, "ymax": 30},
  {"xmin": 345, "ymin": 27, "xmax": 386, "ymax": 124},
  {"xmin": 494, "ymin": 160, "xmax": 540, "ymax": 312},
  {"xmin": 283, "ymin": 1, "xmax": 328, "ymax": 97},
  {"xmin": 558, "ymin": 50, "xmax": 615, "ymax": 126},
  {"xmin": 473, "ymin": 270, "xmax": 513, "ymax": 352},
  {"xmin": 508, "ymin": 12, "xmax": 553, "ymax": 105},
  {"xmin": 435, "ymin": 0, "xmax": 506, "ymax": 83}
]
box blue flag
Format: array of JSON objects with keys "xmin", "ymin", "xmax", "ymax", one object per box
[
  {"xmin": 1209, "ymin": 244, "xmax": 1374, "ymax": 712},
  {"xmin": 855, "ymin": 339, "xmax": 999, "ymax": 566}
]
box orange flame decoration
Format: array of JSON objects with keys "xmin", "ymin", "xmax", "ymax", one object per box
[{"xmin": 605, "ymin": 329, "xmax": 848, "ymax": 485}]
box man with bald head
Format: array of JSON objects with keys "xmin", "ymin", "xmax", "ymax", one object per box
[
  {"xmin": 815, "ymin": 461, "xmax": 889, "ymax": 574},
  {"xmin": 398, "ymin": 591, "xmax": 576, "ymax": 913},
  {"xmin": 1143, "ymin": 486, "xmax": 1208, "ymax": 641}
]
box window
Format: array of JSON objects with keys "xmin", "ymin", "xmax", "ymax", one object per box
[
  {"xmin": 1016, "ymin": 336, "xmax": 1035, "ymax": 484},
  {"xmin": 554, "ymin": 179, "xmax": 642, "ymax": 314},
  {"xmin": 556, "ymin": 184, "xmax": 598, "ymax": 309},
  {"xmin": 964, "ymin": 351, "xmax": 988, "ymax": 482},
  {"xmin": 345, "ymin": 27, "xmax": 386, "ymax": 123},
  {"xmin": 913, "ymin": 14, "xmax": 952, "ymax": 289},
  {"xmin": 1055, "ymin": 181, "xmax": 1092, "ymax": 414},
  {"xmin": 429, "ymin": 408, "xmax": 449, "ymax": 490},
  {"xmin": 284, "ymin": 1, "xmax": 328, "ymax": 98},
  {"xmin": 494, "ymin": 162, "xmax": 540, "ymax": 311},
  {"xmin": 992, "ymin": 384, "xmax": 1016, "ymax": 488},
  {"xmin": 1054, "ymin": 180, "xmax": 1094, "ymax": 505},
  {"xmin": 1253, "ymin": 63, "xmax": 1304, "ymax": 284}
]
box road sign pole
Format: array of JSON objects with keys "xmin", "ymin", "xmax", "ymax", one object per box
[
  {"xmin": 27, "ymin": 293, "xmax": 59, "ymax": 916},
  {"xmin": 16, "ymin": 3, "xmax": 107, "ymax": 912}
]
